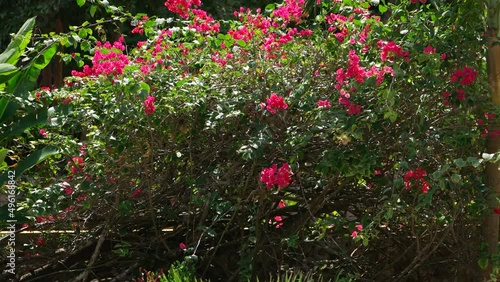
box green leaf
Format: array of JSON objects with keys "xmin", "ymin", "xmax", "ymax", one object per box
[
  {"xmin": 4, "ymin": 17, "xmax": 36, "ymax": 65},
  {"xmin": 0, "ymin": 107, "xmax": 49, "ymax": 141},
  {"xmin": 478, "ymin": 258, "xmax": 489, "ymax": 270},
  {"xmin": 0, "ymin": 146, "xmax": 60, "ymax": 186},
  {"xmin": 78, "ymin": 28, "xmax": 88, "ymax": 38},
  {"xmin": 379, "ymin": 5, "xmax": 388, "ymax": 13},
  {"xmin": 385, "ymin": 208, "xmax": 393, "ymax": 220},
  {"xmin": 0, "ymin": 49, "xmax": 16, "ymax": 64},
  {"xmin": 450, "ymin": 174, "xmax": 462, "ymax": 184},
  {"xmin": 0, "ymin": 148, "xmax": 8, "ymax": 167},
  {"xmin": 453, "ymin": 158, "xmax": 466, "ymax": 168},
  {"xmin": 384, "ymin": 110, "xmax": 398, "ymax": 122},
  {"xmin": 0, "ymin": 63, "xmax": 17, "ymax": 75},
  {"xmin": 77, "ymin": 0, "xmax": 86, "ymax": 7},
  {"xmin": 140, "ymin": 82, "xmax": 150, "ymax": 94},
  {"xmin": 0, "ymin": 101, "xmax": 19, "ymax": 124},
  {"xmin": 33, "ymin": 44, "xmax": 58, "ymax": 69},
  {"xmin": 90, "ymin": 5, "xmax": 98, "ymax": 17},
  {"xmin": 265, "ymin": 3, "xmax": 275, "ymax": 12}
]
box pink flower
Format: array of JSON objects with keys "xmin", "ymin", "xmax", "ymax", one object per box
[
  {"xmin": 485, "ymin": 112, "xmax": 496, "ymax": 120},
  {"xmin": 143, "ymin": 95, "xmax": 156, "ymax": 115},
  {"xmin": 456, "ymin": 88, "xmax": 466, "ymax": 101},
  {"xmin": 140, "ymin": 65, "xmax": 151, "ymax": 74},
  {"xmin": 275, "ymin": 163, "xmax": 293, "ymax": 188},
  {"xmin": 317, "ymin": 99, "xmax": 332, "ymax": 109},
  {"xmin": 278, "ymin": 200, "xmax": 286, "ymax": 208},
  {"xmin": 494, "ymin": 208, "xmax": 500, "ymax": 215},
  {"xmin": 356, "ymin": 224, "xmax": 363, "ymax": 231},
  {"xmin": 131, "ymin": 188, "xmax": 143, "ymax": 198},
  {"xmin": 35, "ymin": 237, "xmax": 46, "ymax": 246},
  {"xmin": 450, "ymin": 66, "xmax": 478, "ymax": 86},
  {"xmin": 164, "ymin": 0, "xmax": 201, "ymax": 19},
  {"xmin": 71, "ymin": 37, "xmax": 129, "ymax": 78},
  {"xmin": 404, "ymin": 167, "xmax": 429, "ymax": 193},
  {"xmin": 260, "ymin": 164, "xmax": 277, "ymax": 188},
  {"xmin": 440, "ymin": 53, "xmax": 447, "ymax": 60},
  {"xmin": 179, "ymin": 242, "xmax": 187, "ymax": 249},
  {"xmin": 259, "ymin": 163, "xmax": 293, "ymax": 189},
  {"xmin": 261, "ymin": 93, "xmax": 288, "ymax": 114},
  {"xmin": 351, "ymin": 231, "xmax": 358, "ymax": 238},
  {"xmin": 420, "ymin": 180, "xmax": 430, "ymax": 193},
  {"xmin": 423, "ymin": 45, "xmax": 435, "ymax": 54},
  {"xmin": 40, "ymin": 129, "xmax": 47, "ymax": 137},
  {"xmin": 77, "ymin": 194, "xmax": 87, "ymax": 201}
]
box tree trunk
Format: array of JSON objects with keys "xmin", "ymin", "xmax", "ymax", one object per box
[{"xmin": 485, "ymin": 1, "xmax": 500, "ymax": 279}]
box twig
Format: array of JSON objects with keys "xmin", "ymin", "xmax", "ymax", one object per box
[{"xmin": 70, "ymin": 233, "xmax": 106, "ymax": 282}]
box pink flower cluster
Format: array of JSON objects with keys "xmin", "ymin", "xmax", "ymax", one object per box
[
  {"xmin": 259, "ymin": 163, "xmax": 293, "ymax": 189},
  {"xmin": 450, "ymin": 66, "xmax": 478, "ymax": 86},
  {"xmin": 233, "ymin": 8, "xmax": 272, "ymax": 36},
  {"xmin": 423, "ymin": 45, "xmax": 435, "ymax": 54},
  {"xmin": 378, "ymin": 40, "xmax": 409, "ymax": 62},
  {"xmin": 272, "ymin": 0, "xmax": 305, "ymax": 26},
  {"xmin": 351, "ymin": 224, "xmax": 363, "ymax": 238},
  {"xmin": 189, "ymin": 9, "xmax": 220, "ymax": 34},
  {"xmin": 443, "ymin": 66, "xmax": 478, "ymax": 105},
  {"xmin": 69, "ymin": 156, "xmax": 85, "ymax": 175},
  {"xmin": 143, "ymin": 95, "xmax": 156, "ymax": 115},
  {"xmin": 260, "ymin": 93, "xmax": 288, "ymax": 114},
  {"xmin": 71, "ymin": 37, "xmax": 129, "ymax": 78},
  {"xmin": 325, "ymin": 13, "xmax": 349, "ymax": 43},
  {"xmin": 131, "ymin": 16, "xmax": 149, "ymax": 34},
  {"xmin": 478, "ymin": 112, "xmax": 498, "ymax": 138},
  {"xmin": 338, "ymin": 89, "xmax": 361, "ymax": 115},
  {"xmin": 272, "ymin": 200, "xmax": 287, "ymax": 228},
  {"xmin": 164, "ymin": 0, "xmax": 201, "ymax": 19},
  {"xmin": 404, "ymin": 167, "xmax": 429, "ymax": 193},
  {"xmin": 317, "ymin": 99, "xmax": 331, "ymax": 109}
]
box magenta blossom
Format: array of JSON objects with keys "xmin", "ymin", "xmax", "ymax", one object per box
[{"xmin": 143, "ymin": 95, "xmax": 156, "ymax": 115}]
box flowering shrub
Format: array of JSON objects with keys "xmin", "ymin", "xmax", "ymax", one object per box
[{"xmin": 7, "ymin": 0, "xmax": 494, "ymax": 281}]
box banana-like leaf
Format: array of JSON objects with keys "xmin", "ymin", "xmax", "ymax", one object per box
[
  {"xmin": 0, "ymin": 49, "xmax": 16, "ymax": 65},
  {"xmin": 0, "ymin": 107, "xmax": 50, "ymax": 141},
  {"xmin": 7, "ymin": 44, "xmax": 58, "ymax": 99},
  {"xmin": 0, "ymin": 100, "xmax": 19, "ymax": 124},
  {"xmin": 0, "ymin": 63, "xmax": 17, "ymax": 74},
  {"xmin": 2, "ymin": 17, "xmax": 36, "ymax": 65},
  {"xmin": 0, "ymin": 98, "xmax": 9, "ymax": 122},
  {"xmin": 0, "ymin": 146, "xmax": 60, "ymax": 185},
  {"xmin": 0, "ymin": 63, "xmax": 18, "ymax": 85},
  {"xmin": 0, "ymin": 43, "xmax": 58, "ymax": 124}
]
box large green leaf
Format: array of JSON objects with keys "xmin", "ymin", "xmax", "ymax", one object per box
[
  {"xmin": 0, "ymin": 49, "xmax": 16, "ymax": 64},
  {"xmin": 0, "ymin": 43, "xmax": 59, "ymax": 123},
  {"xmin": 8, "ymin": 43, "xmax": 58, "ymax": 98},
  {"xmin": 0, "ymin": 98, "xmax": 9, "ymax": 121},
  {"xmin": 0, "ymin": 146, "xmax": 60, "ymax": 185},
  {"xmin": 0, "ymin": 63, "xmax": 17, "ymax": 74},
  {"xmin": 0, "ymin": 63, "xmax": 18, "ymax": 85},
  {"xmin": 0, "ymin": 101, "xmax": 19, "ymax": 124},
  {"xmin": 0, "ymin": 107, "xmax": 49, "ymax": 141},
  {"xmin": 3, "ymin": 17, "xmax": 36, "ymax": 65}
]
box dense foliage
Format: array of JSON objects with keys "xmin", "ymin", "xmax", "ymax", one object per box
[{"xmin": 0, "ymin": 0, "xmax": 496, "ymax": 281}]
